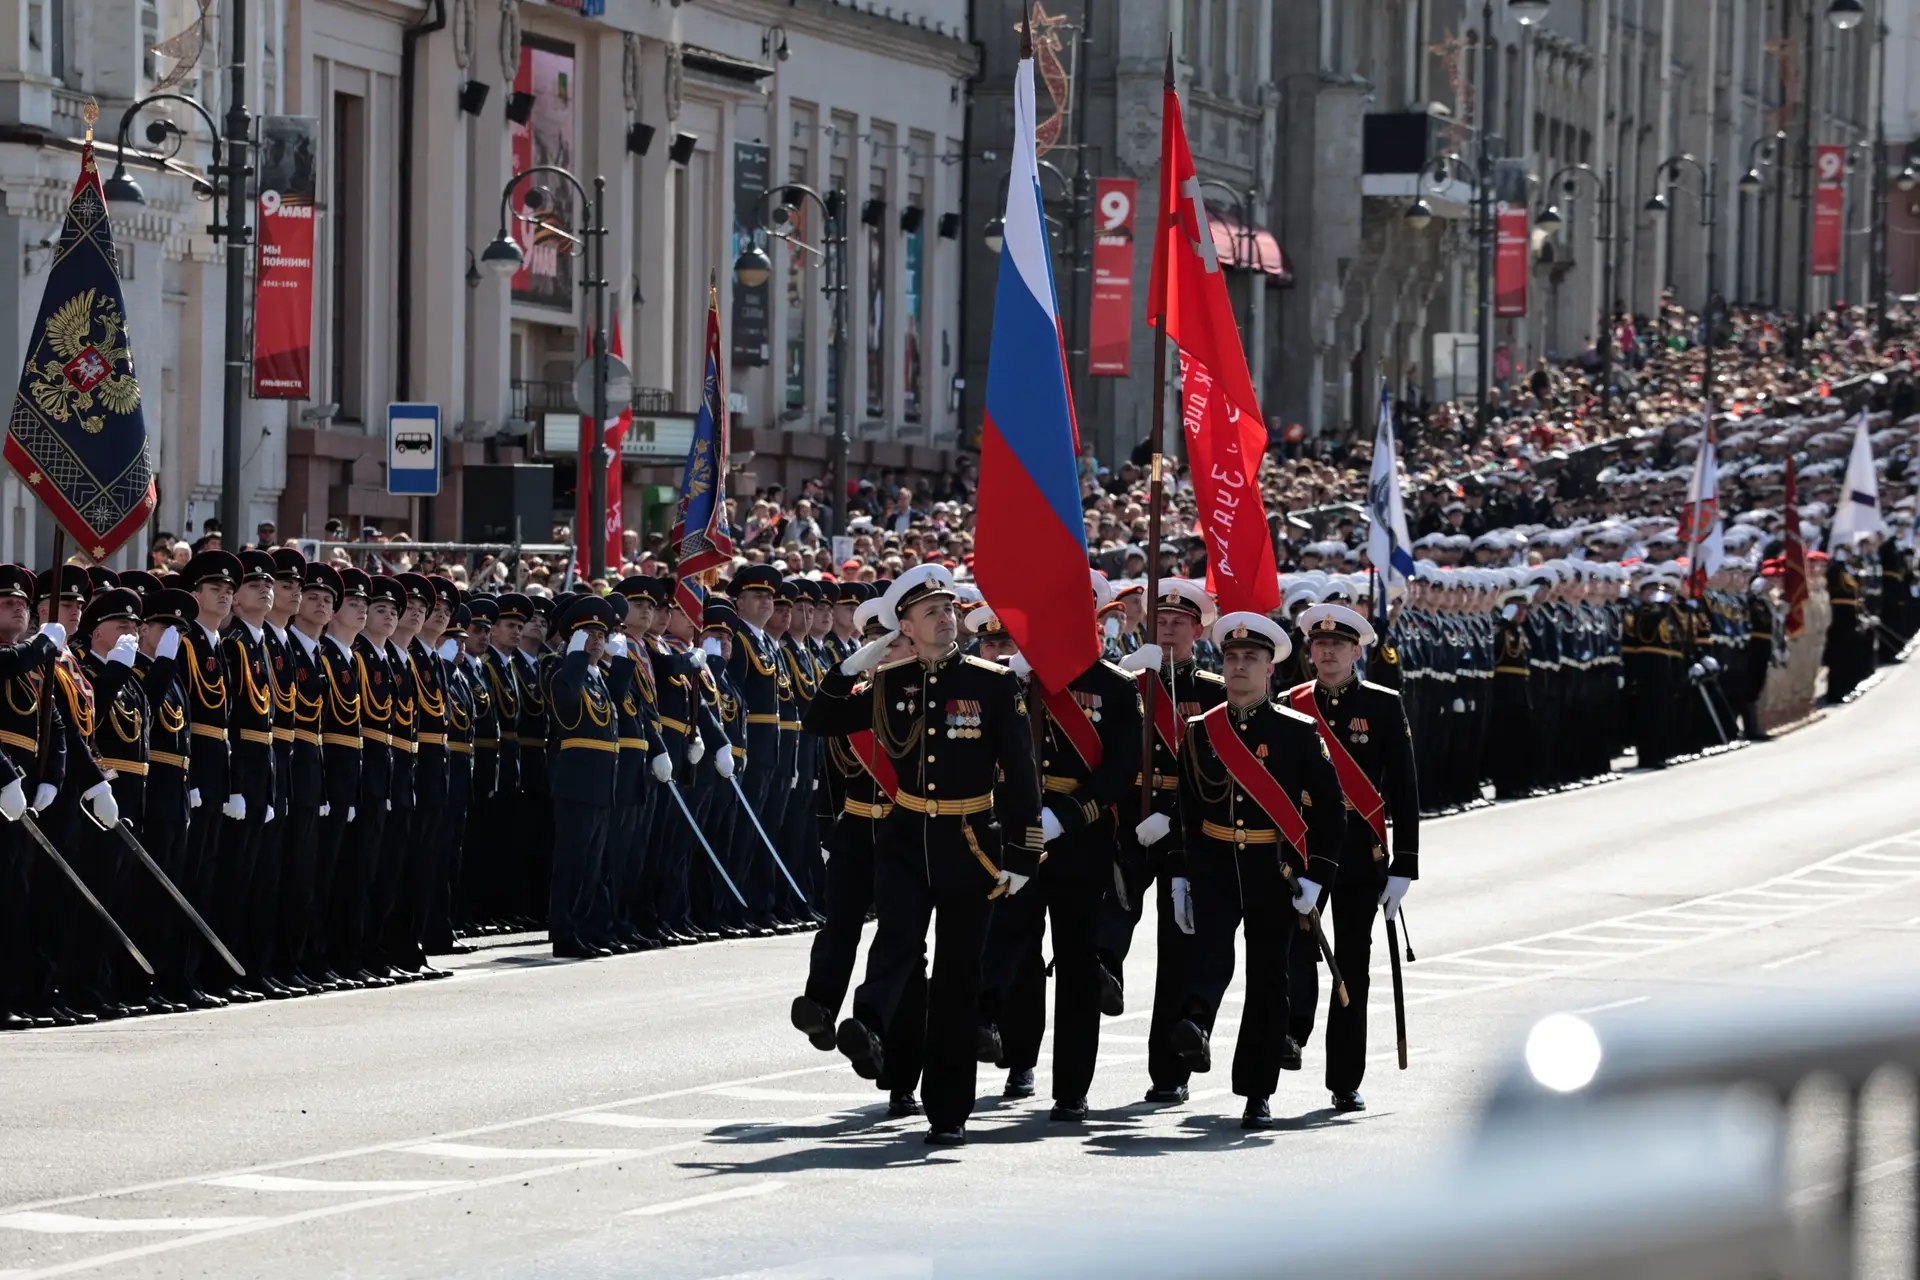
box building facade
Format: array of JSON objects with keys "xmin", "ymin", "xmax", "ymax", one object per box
[{"xmin": 0, "ymin": 0, "xmax": 975, "ymax": 567}]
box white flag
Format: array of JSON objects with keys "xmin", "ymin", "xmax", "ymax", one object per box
[
  {"xmin": 1827, "ymin": 410, "xmax": 1886, "ymax": 549},
  {"xmin": 1679, "ymin": 419, "xmax": 1723, "ymax": 582},
  {"xmin": 1365, "ymin": 384, "xmax": 1413, "ymax": 619}
]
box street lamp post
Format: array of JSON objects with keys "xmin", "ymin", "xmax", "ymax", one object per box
[
  {"xmin": 1647, "ymin": 153, "xmax": 1719, "ymax": 418},
  {"xmin": 984, "ymin": 158, "xmax": 1085, "ymax": 414},
  {"xmin": 734, "ymin": 184, "xmax": 850, "ymax": 537},
  {"xmin": 102, "ymin": 0, "xmax": 253, "ymax": 544},
  {"xmin": 1798, "ymin": 0, "xmax": 1866, "ymax": 348},
  {"xmin": 1534, "ymin": 163, "xmax": 1616, "ymax": 410},
  {"xmin": 478, "ymin": 167, "xmax": 612, "ymax": 580},
  {"xmin": 1196, "ymin": 178, "xmax": 1259, "ymax": 342},
  {"xmin": 1736, "ymin": 133, "xmax": 1785, "ymax": 307}
]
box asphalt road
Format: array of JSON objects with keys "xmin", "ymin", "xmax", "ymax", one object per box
[{"xmin": 3, "ymin": 664, "xmax": 1918, "ymax": 1279}]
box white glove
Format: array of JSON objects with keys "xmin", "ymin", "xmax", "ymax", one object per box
[
  {"xmin": 606, "ymin": 633, "xmax": 629, "ymax": 659},
  {"xmin": 0, "ymin": 777, "xmax": 23, "ymax": 822},
  {"xmin": 1688, "ymin": 663, "xmax": 1704, "ymax": 679},
  {"xmin": 841, "ymin": 631, "xmax": 899, "ymax": 676},
  {"xmin": 690, "ymin": 644, "xmax": 711, "ymax": 668},
  {"xmin": 715, "ymin": 749, "xmax": 736, "ymax": 779},
  {"xmin": 347, "ymin": 805, "xmax": 357, "ymax": 823},
  {"xmin": 31, "ymin": 783, "xmax": 57, "ymax": 813},
  {"xmin": 1040, "ymin": 807, "xmax": 1064, "ymax": 843},
  {"xmin": 568, "ymin": 629, "xmax": 590, "ymax": 654},
  {"xmin": 38, "ymin": 622, "xmax": 66, "ymax": 650},
  {"xmin": 1378, "ymin": 874, "xmax": 1411, "ymax": 922},
  {"xmin": 1452, "ymin": 698, "xmax": 1466, "ymax": 713},
  {"xmin": 108, "ymin": 634, "xmax": 138, "ymax": 667},
  {"xmin": 686, "ymin": 734, "xmax": 706, "ymax": 765},
  {"xmin": 1170, "ymin": 876, "xmax": 1195, "ymax": 935},
  {"xmin": 223, "ymin": 794, "xmax": 246, "ymax": 821},
  {"xmin": 1702, "ymin": 656, "xmax": 1721, "ymax": 674},
  {"xmin": 1292, "ymin": 875, "xmax": 1322, "ymax": 917},
  {"xmin": 1134, "ymin": 812, "xmax": 1173, "ymax": 847},
  {"xmin": 264, "ymin": 805, "xmax": 276, "ymax": 824},
  {"xmin": 996, "ymin": 869, "xmax": 1031, "ymax": 896},
  {"xmin": 319, "ymin": 802, "xmax": 331, "ymax": 818},
  {"xmin": 651, "ymin": 753, "xmax": 673, "ymax": 782},
  {"xmin": 189, "ymin": 787, "xmax": 202, "ymax": 810},
  {"xmin": 437, "ymin": 638, "xmax": 460, "ymax": 662},
  {"xmin": 386, "ymin": 799, "xmax": 392, "ymax": 811},
  {"xmin": 156, "ymin": 626, "xmax": 181, "ymax": 660},
  {"xmin": 1006, "ymin": 652, "xmax": 1032, "ymax": 679},
  {"xmin": 82, "ymin": 779, "xmax": 118, "ymax": 827},
  {"xmin": 1120, "ymin": 643, "xmax": 1164, "ymax": 673}
]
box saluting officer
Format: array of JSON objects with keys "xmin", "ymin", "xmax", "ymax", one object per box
[
  {"xmin": 425, "ymin": 596, "xmax": 479, "ymax": 955},
  {"xmin": 1101, "ymin": 578, "xmax": 1225, "ymax": 1105},
  {"xmin": 514, "ymin": 595, "xmax": 555, "ymax": 924},
  {"xmin": 1171, "ymin": 612, "xmax": 1344, "ymax": 1130},
  {"xmin": 805, "ymin": 564, "xmax": 1043, "ymax": 1147},
  {"xmin": 548, "ymin": 594, "xmax": 636, "ymax": 957},
  {"xmin": 129, "ymin": 585, "xmax": 195, "ymax": 1014},
  {"xmin": 975, "ymin": 584, "xmax": 1143, "ymax": 1123},
  {"xmin": 482, "ymin": 595, "xmax": 529, "ymax": 926},
  {"xmin": 0, "ymin": 566, "xmax": 57, "ymax": 1028},
  {"xmin": 725, "ymin": 565, "xmax": 788, "ymax": 932},
  {"xmin": 1285, "ymin": 603, "xmax": 1418, "ymax": 1113},
  {"xmin": 73, "ymin": 587, "xmax": 146, "ymax": 1016}
]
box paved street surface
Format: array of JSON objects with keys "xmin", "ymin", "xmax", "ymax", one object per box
[{"xmin": 3, "ymin": 668, "xmax": 1918, "ymax": 1279}]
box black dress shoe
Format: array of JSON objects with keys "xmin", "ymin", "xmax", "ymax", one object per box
[
  {"xmin": 185, "ymin": 989, "xmax": 228, "ymax": 1010},
  {"xmin": 552, "ymin": 941, "xmax": 602, "ymax": 959},
  {"xmin": 790, "ymin": 996, "xmax": 837, "ymax": 1051},
  {"xmin": 1003, "ymin": 1068, "xmax": 1036, "ymax": 1099},
  {"xmin": 924, "ymin": 1126, "xmax": 967, "ymax": 1147},
  {"xmin": 42, "ymin": 1005, "xmax": 78, "ymax": 1027},
  {"xmin": 1049, "ymin": 1098, "xmax": 1089, "ymax": 1122},
  {"xmin": 1143, "ymin": 1084, "xmax": 1189, "ymax": 1105},
  {"xmin": 1241, "ymin": 1097, "xmax": 1275, "ymax": 1130},
  {"xmin": 417, "ymin": 965, "xmax": 451, "ymax": 980},
  {"xmin": 835, "ymin": 1016, "xmax": 885, "ymax": 1081},
  {"xmin": 1170, "ymin": 1018, "xmax": 1212, "ymax": 1072},
  {"xmin": 1098, "ymin": 963, "xmax": 1124, "ymax": 1017},
  {"xmin": 259, "ymin": 980, "xmax": 296, "ymax": 1000},
  {"xmin": 352, "ymin": 970, "xmax": 394, "ymax": 988},
  {"xmin": 1331, "ymin": 1090, "xmax": 1366, "ymax": 1113},
  {"xmin": 224, "ymin": 985, "xmax": 265, "ymax": 1004},
  {"xmin": 887, "ymin": 1090, "xmax": 923, "ymax": 1118},
  {"xmin": 1, "ymin": 1010, "xmax": 30, "ymax": 1031},
  {"xmin": 976, "ymin": 1022, "xmax": 1004, "ymax": 1064},
  {"xmin": 1278, "ymin": 1034, "xmax": 1303, "ymax": 1071}
]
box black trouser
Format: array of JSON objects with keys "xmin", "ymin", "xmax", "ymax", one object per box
[
  {"xmin": 52, "ymin": 803, "xmax": 126, "ymax": 1004},
  {"xmin": 1097, "ymin": 847, "xmax": 1196, "ymax": 1092},
  {"xmin": 1627, "ymin": 655, "xmax": 1677, "ymax": 767},
  {"xmin": 136, "ymin": 811, "xmax": 189, "ymax": 997},
  {"xmin": 519, "ymin": 749, "xmax": 551, "ymax": 919},
  {"xmin": 981, "ymin": 866, "xmax": 1105, "ymax": 1104},
  {"xmin": 180, "ymin": 791, "xmax": 227, "ymax": 992},
  {"xmin": 383, "ymin": 803, "xmax": 439, "ymax": 967},
  {"xmin": 804, "ymin": 820, "xmax": 927, "ymax": 1093},
  {"xmin": 371, "ymin": 800, "xmax": 415, "ymax": 962},
  {"xmin": 310, "ymin": 803, "xmax": 353, "ymax": 975},
  {"xmin": 1183, "ymin": 844, "xmax": 1301, "ymax": 1101},
  {"xmin": 1288, "ymin": 845, "xmax": 1389, "ymax": 1095},
  {"xmin": 853, "ymin": 838, "xmax": 993, "ymax": 1132},
  {"xmin": 606, "ymin": 794, "xmax": 649, "ymax": 939},
  {"xmin": 426, "ymin": 788, "xmax": 470, "ymax": 951},
  {"xmin": 277, "ymin": 803, "xmax": 321, "ymax": 976},
  {"xmin": 1486, "ymin": 675, "xmax": 1533, "ymax": 798},
  {"xmin": 336, "ymin": 806, "xmax": 386, "ymax": 972},
  {"xmin": 550, "ymin": 801, "xmax": 610, "ymax": 946},
  {"xmin": 216, "ymin": 810, "xmax": 266, "ymax": 986}
]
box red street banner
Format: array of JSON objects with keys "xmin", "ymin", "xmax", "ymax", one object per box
[
  {"xmin": 251, "ymin": 116, "xmax": 319, "ymax": 398},
  {"xmin": 573, "ymin": 317, "xmax": 632, "ymax": 577},
  {"xmin": 1494, "ymin": 158, "xmax": 1530, "ymax": 319},
  {"xmin": 1089, "ymin": 177, "xmax": 1136, "ymax": 376},
  {"xmin": 1812, "ymin": 145, "xmax": 1845, "ymax": 278}
]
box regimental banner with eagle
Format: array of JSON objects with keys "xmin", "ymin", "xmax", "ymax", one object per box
[
  {"xmin": 3, "ymin": 117, "xmax": 155, "ymax": 561},
  {"xmin": 670, "ymin": 286, "xmax": 733, "ymax": 625}
]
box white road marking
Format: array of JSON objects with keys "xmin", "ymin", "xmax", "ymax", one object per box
[
  {"xmin": 0, "ymin": 1213, "xmax": 263, "ymax": 1235},
  {"xmin": 1758, "ymin": 949, "xmax": 1823, "ymax": 971},
  {"xmin": 564, "ymin": 1113, "xmax": 775, "ymax": 1131},
  {"xmin": 623, "ymin": 1181, "xmax": 786, "ymax": 1217},
  {"xmin": 400, "ymin": 1143, "xmax": 643, "ymax": 1161},
  {"xmin": 1569, "ymin": 996, "xmax": 1651, "ymax": 1015},
  {"xmin": 1904, "ymin": 915, "xmax": 1920, "ymax": 927},
  {"xmin": 200, "ymin": 1175, "xmax": 465, "ymax": 1193},
  {"xmin": 708, "ymin": 1086, "xmax": 878, "ymax": 1103}
]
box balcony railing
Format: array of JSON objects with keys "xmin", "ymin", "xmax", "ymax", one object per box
[{"xmin": 510, "ymin": 380, "xmax": 679, "ymax": 419}]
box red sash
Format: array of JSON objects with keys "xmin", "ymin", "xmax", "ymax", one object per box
[
  {"xmin": 1287, "ymin": 683, "xmax": 1389, "ymax": 855},
  {"xmin": 848, "ymin": 730, "xmax": 899, "ymax": 799},
  {"xmin": 1039, "ymin": 683, "xmax": 1103, "ymax": 770},
  {"xmin": 1200, "ymin": 703, "xmax": 1310, "ymax": 856},
  {"xmin": 1138, "ymin": 670, "xmax": 1182, "ymax": 757}
]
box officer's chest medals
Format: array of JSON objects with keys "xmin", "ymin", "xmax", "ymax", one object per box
[
  {"xmin": 1348, "ymin": 716, "xmax": 1370, "ymax": 745},
  {"xmin": 1072, "ymin": 689, "xmax": 1103, "ymax": 722},
  {"xmin": 896, "ymin": 681, "xmax": 920, "ymax": 715},
  {"xmin": 944, "ymin": 699, "xmax": 982, "ymax": 738}
]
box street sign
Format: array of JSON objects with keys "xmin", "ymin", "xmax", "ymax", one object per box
[
  {"xmin": 387, "ymin": 402, "xmax": 442, "ymax": 496},
  {"xmin": 572, "ymin": 354, "xmax": 634, "ymax": 416}
]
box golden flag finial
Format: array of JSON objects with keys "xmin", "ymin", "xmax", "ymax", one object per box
[{"xmin": 82, "ymin": 98, "xmax": 98, "ymax": 141}]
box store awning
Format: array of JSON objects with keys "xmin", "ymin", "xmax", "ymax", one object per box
[{"xmin": 1207, "ymin": 209, "xmax": 1293, "ymax": 286}]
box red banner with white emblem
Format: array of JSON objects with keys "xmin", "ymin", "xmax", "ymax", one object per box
[
  {"xmin": 1089, "ymin": 178, "xmax": 1136, "ymax": 376},
  {"xmin": 1812, "ymin": 145, "xmax": 1845, "ymax": 278},
  {"xmin": 251, "ymin": 116, "xmax": 319, "ymax": 398}
]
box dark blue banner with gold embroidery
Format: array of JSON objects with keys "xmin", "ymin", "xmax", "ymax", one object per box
[
  {"xmin": 670, "ymin": 287, "xmax": 733, "ymax": 625},
  {"xmin": 3, "ymin": 133, "xmax": 155, "ymax": 560}
]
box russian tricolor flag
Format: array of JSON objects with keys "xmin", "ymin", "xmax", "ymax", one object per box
[{"xmin": 973, "ymin": 47, "xmax": 1097, "ymax": 693}]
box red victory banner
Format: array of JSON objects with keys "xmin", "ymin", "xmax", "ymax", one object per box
[
  {"xmin": 1089, "ymin": 177, "xmax": 1137, "ymax": 376},
  {"xmin": 251, "ymin": 116, "xmax": 319, "ymax": 398},
  {"xmin": 1812, "ymin": 144, "xmax": 1845, "ymax": 278},
  {"xmin": 1494, "ymin": 158, "xmax": 1530, "ymax": 318}
]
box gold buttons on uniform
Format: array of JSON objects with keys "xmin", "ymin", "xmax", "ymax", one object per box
[
  {"xmin": 926, "ymin": 755, "xmax": 936, "ymax": 763},
  {"xmin": 927, "ymin": 782, "xmax": 938, "ymax": 791}
]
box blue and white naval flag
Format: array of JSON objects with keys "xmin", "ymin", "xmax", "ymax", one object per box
[
  {"xmin": 1826, "ymin": 409, "xmax": 1886, "ymax": 549},
  {"xmin": 1365, "ymin": 383, "xmax": 1414, "ymax": 622}
]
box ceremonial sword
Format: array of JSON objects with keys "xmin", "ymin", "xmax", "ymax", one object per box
[
  {"xmin": 1385, "ymin": 915, "xmax": 1409, "ymax": 1070},
  {"xmin": 17, "ymin": 810, "xmax": 153, "ymax": 976},
  {"xmin": 1281, "ymin": 864, "xmax": 1347, "ymax": 1007},
  {"xmin": 105, "ymin": 817, "xmax": 245, "ymax": 976},
  {"xmin": 727, "ymin": 773, "xmax": 810, "ymax": 905},
  {"xmin": 661, "ymin": 777, "xmax": 746, "ymax": 907}
]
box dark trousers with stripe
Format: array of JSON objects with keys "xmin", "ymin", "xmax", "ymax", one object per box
[{"xmin": 1183, "ymin": 844, "xmax": 1300, "ymax": 1101}]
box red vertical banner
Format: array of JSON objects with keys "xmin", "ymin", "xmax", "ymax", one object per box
[
  {"xmin": 1812, "ymin": 144, "xmax": 1845, "ymax": 277},
  {"xmin": 1089, "ymin": 177, "xmax": 1136, "ymax": 376},
  {"xmin": 573, "ymin": 319, "xmax": 632, "ymax": 580},
  {"xmin": 1493, "ymin": 158, "xmax": 1530, "ymax": 319},
  {"xmin": 251, "ymin": 116, "xmax": 319, "ymax": 398}
]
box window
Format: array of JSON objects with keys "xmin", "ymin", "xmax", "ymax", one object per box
[
  {"xmin": 330, "ymin": 91, "xmax": 366, "ymax": 424},
  {"xmin": 904, "ymin": 148, "xmax": 929, "ymax": 425},
  {"xmin": 1209, "ymin": 0, "xmax": 1228, "ymax": 93},
  {"xmin": 865, "ymin": 123, "xmax": 893, "ymax": 420},
  {"xmin": 785, "ymin": 105, "xmax": 815, "ymax": 415}
]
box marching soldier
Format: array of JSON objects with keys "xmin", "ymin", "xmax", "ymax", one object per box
[
  {"xmin": 1101, "ymin": 578, "xmax": 1225, "ymax": 1104},
  {"xmin": 1285, "ymin": 603, "xmax": 1419, "ymax": 1113},
  {"xmin": 975, "ymin": 591, "xmax": 1143, "ymax": 1123},
  {"xmin": 1623, "ymin": 573, "xmax": 1685, "ymax": 768},
  {"xmin": 805, "ymin": 564, "xmax": 1042, "ymax": 1146},
  {"xmin": 477, "ymin": 594, "xmax": 528, "ymax": 928},
  {"xmin": 391, "ymin": 573, "xmax": 451, "ymax": 978},
  {"xmin": 1169, "ymin": 612, "xmax": 1344, "ymax": 1130}
]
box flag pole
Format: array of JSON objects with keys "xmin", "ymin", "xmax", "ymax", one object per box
[
  {"xmin": 1140, "ymin": 41, "xmax": 1174, "ymax": 823},
  {"xmin": 1016, "ymin": 10, "xmax": 1049, "ymax": 768},
  {"xmin": 34, "ymin": 530, "xmax": 65, "ymax": 781}
]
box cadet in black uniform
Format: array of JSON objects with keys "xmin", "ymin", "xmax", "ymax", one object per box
[
  {"xmin": 72, "ymin": 587, "xmax": 147, "ymax": 1016},
  {"xmin": 1169, "ymin": 611, "xmax": 1344, "ymax": 1130},
  {"xmin": 1487, "ymin": 586, "xmax": 1534, "ymax": 799},
  {"xmin": 514, "ymin": 596, "xmax": 554, "ymax": 924},
  {"xmin": 725, "ymin": 565, "xmax": 788, "ymax": 931},
  {"xmin": 132, "ymin": 586, "xmax": 196, "ymax": 1014},
  {"xmin": 176, "ymin": 550, "xmax": 241, "ymax": 1007},
  {"xmin": 1623, "ymin": 574, "xmax": 1685, "ymax": 767},
  {"xmin": 0, "ymin": 567, "xmax": 56, "ymax": 1028},
  {"xmin": 344, "ymin": 575, "xmax": 402, "ymax": 986},
  {"xmin": 222, "ymin": 550, "xmax": 283, "ymax": 1000},
  {"xmin": 1824, "ymin": 542, "xmax": 1871, "ymax": 702},
  {"xmin": 1285, "ymin": 603, "xmax": 1419, "ymax": 1113},
  {"xmin": 547, "ymin": 594, "xmax": 636, "ymax": 958},
  {"xmin": 805, "ymin": 564, "xmax": 1043, "ymax": 1146},
  {"xmin": 313, "ymin": 566, "xmax": 367, "ymax": 990}
]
